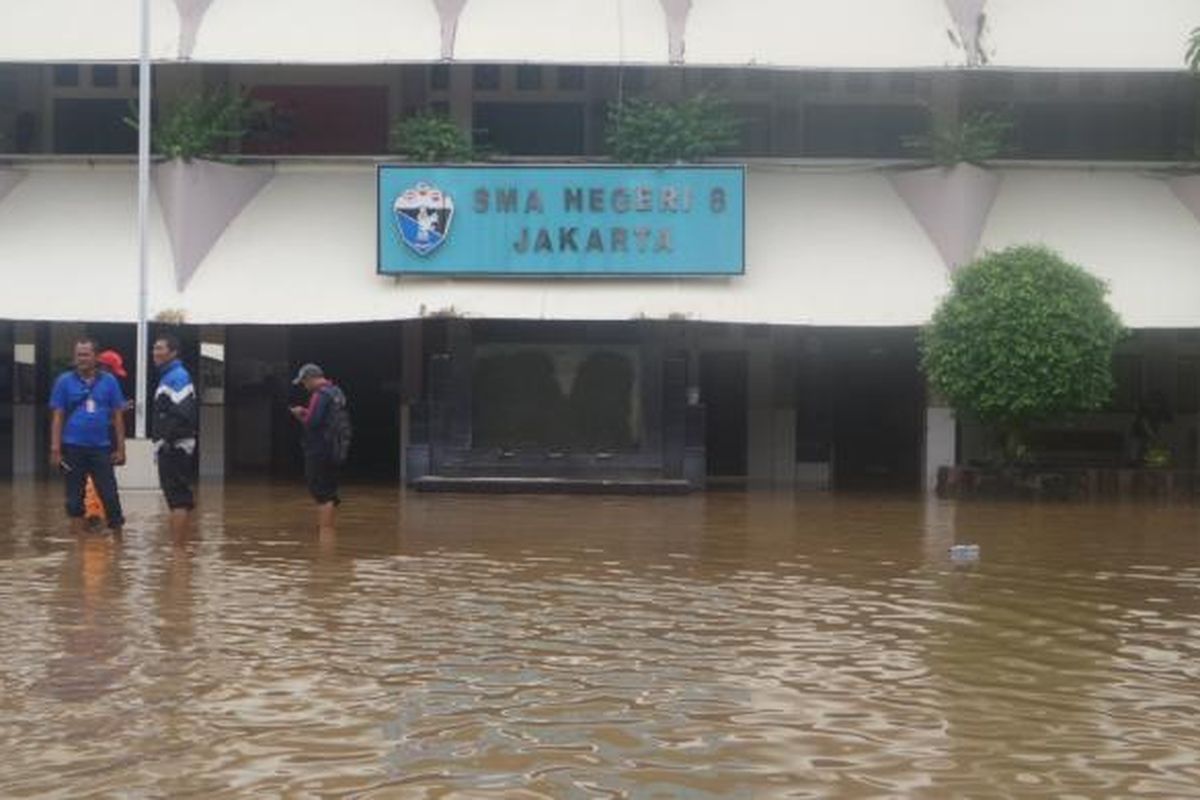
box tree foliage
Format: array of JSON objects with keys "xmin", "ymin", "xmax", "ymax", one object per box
[
  {"xmin": 389, "ymin": 112, "xmax": 474, "ymax": 162},
  {"xmin": 125, "ymin": 88, "xmax": 269, "ymax": 161},
  {"xmin": 1187, "ymin": 26, "xmax": 1200, "ymax": 71},
  {"xmin": 921, "ymin": 245, "xmax": 1125, "ymax": 437},
  {"xmin": 605, "ymin": 94, "xmax": 739, "ymax": 164},
  {"xmin": 902, "ymin": 110, "xmax": 1013, "ymax": 166}
]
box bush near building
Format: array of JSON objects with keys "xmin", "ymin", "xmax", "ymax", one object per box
[
  {"xmin": 125, "ymin": 88, "xmax": 269, "ymax": 161},
  {"xmin": 921, "ymin": 245, "xmax": 1125, "ymax": 460},
  {"xmin": 389, "ymin": 112, "xmax": 474, "ymax": 162},
  {"xmin": 605, "ymin": 94, "xmax": 738, "ymax": 164}
]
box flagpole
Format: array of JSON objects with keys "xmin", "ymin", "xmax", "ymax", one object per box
[{"xmin": 135, "ymin": 0, "xmax": 151, "ymax": 439}]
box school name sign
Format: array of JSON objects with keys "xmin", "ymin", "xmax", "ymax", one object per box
[{"xmin": 377, "ymin": 165, "xmax": 744, "ymax": 276}]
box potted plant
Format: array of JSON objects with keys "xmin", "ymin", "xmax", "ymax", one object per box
[
  {"xmin": 605, "ymin": 93, "xmax": 739, "ymax": 164},
  {"xmin": 126, "ymin": 88, "xmax": 274, "ymax": 289},
  {"xmin": 889, "ymin": 110, "xmax": 1014, "ymax": 271},
  {"xmin": 388, "ymin": 112, "xmax": 475, "ymax": 162}
]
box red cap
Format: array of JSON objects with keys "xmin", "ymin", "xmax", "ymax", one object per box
[{"xmin": 97, "ymin": 350, "xmax": 128, "ymax": 378}]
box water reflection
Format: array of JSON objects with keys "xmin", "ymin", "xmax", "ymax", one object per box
[{"xmin": 1, "ymin": 481, "xmax": 1199, "ymax": 796}]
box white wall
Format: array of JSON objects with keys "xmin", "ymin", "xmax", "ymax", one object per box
[{"xmin": 3, "ymin": 162, "xmax": 1200, "ymax": 329}]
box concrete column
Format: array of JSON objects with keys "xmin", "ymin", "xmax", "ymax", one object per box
[
  {"xmin": 0, "ymin": 321, "xmax": 12, "ymax": 480},
  {"xmin": 198, "ymin": 326, "xmax": 226, "ymax": 479},
  {"xmin": 12, "ymin": 323, "xmax": 40, "ymax": 477},
  {"xmin": 770, "ymin": 333, "xmax": 798, "ymax": 487},
  {"xmin": 925, "ymin": 405, "xmax": 957, "ymax": 493},
  {"xmin": 116, "ymin": 439, "xmax": 158, "ymax": 490}
]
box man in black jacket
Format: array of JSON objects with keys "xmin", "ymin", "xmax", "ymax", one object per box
[{"xmin": 152, "ymin": 334, "xmax": 198, "ymax": 537}]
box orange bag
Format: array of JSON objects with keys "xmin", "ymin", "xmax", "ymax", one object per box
[{"xmin": 84, "ymin": 476, "xmax": 106, "ymax": 522}]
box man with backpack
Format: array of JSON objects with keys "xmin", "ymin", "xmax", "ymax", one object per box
[
  {"xmin": 289, "ymin": 363, "xmax": 350, "ymax": 535},
  {"xmin": 49, "ymin": 337, "xmax": 126, "ymax": 535}
]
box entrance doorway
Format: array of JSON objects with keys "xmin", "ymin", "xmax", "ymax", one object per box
[
  {"xmin": 700, "ymin": 351, "xmax": 748, "ymax": 478},
  {"xmin": 830, "ymin": 329, "xmax": 922, "ymax": 491},
  {"xmin": 286, "ymin": 323, "xmax": 403, "ymax": 482}
]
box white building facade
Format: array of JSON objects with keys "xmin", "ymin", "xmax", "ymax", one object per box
[{"xmin": 1, "ymin": 1, "xmax": 1199, "ymax": 490}]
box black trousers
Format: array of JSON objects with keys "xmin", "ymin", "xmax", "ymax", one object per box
[
  {"xmin": 157, "ymin": 447, "xmax": 195, "ymax": 510},
  {"xmin": 62, "ymin": 445, "xmax": 125, "ymax": 528},
  {"xmin": 304, "ymin": 451, "xmax": 340, "ymax": 505}
]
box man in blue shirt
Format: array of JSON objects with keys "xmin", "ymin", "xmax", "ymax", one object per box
[
  {"xmin": 152, "ymin": 333, "xmax": 198, "ymax": 538},
  {"xmin": 49, "ymin": 337, "xmax": 127, "ymax": 534}
]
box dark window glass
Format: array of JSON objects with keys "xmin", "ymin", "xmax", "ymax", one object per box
[
  {"xmin": 91, "ymin": 65, "xmax": 119, "ymax": 88},
  {"xmin": 429, "ymin": 64, "xmax": 450, "ymax": 91},
  {"xmin": 729, "ymin": 103, "xmax": 771, "ymax": 155},
  {"xmin": 1109, "ymin": 354, "xmax": 1142, "ymax": 412},
  {"xmin": 1031, "ymin": 73, "xmax": 1060, "ymax": 97},
  {"xmin": 745, "ymin": 70, "xmax": 772, "ymax": 92},
  {"xmin": 239, "ymin": 85, "xmax": 389, "ymax": 155},
  {"xmin": 556, "ymin": 66, "xmax": 585, "ymax": 91},
  {"xmin": 888, "ymin": 72, "xmax": 916, "ymax": 94},
  {"xmin": 53, "ymin": 98, "xmax": 137, "ymax": 154},
  {"xmin": 1177, "ymin": 356, "xmax": 1200, "ymax": 414},
  {"xmin": 620, "ymin": 68, "xmax": 646, "ymax": 93},
  {"xmin": 845, "ymin": 73, "xmax": 872, "ymax": 95},
  {"xmin": 130, "ymin": 65, "xmax": 140, "ymax": 87},
  {"xmin": 516, "ymin": 65, "xmax": 542, "ymax": 91},
  {"xmin": 802, "ymin": 104, "xmax": 929, "ymax": 157},
  {"xmin": 700, "ymin": 68, "xmax": 727, "ymax": 90},
  {"xmin": 473, "ymin": 102, "xmax": 584, "ymax": 156},
  {"xmin": 804, "ymin": 71, "xmax": 832, "ymax": 94},
  {"xmin": 53, "ymin": 64, "xmax": 80, "ymax": 87},
  {"xmin": 473, "ymin": 65, "xmax": 500, "ymax": 91},
  {"xmin": 1003, "ymin": 102, "xmax": 1167, "ymax": 160}
]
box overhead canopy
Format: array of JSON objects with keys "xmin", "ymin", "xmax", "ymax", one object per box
[
  {"xmin": 2, "ymin": 160, "xmax": 1197, "ymax": 329},
  {"xmin": 0, "ymin": 0, "xmax": 1195, "ymax": 70}
]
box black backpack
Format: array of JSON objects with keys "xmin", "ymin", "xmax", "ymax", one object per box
[{"xmin": 322, "ymin": 386, "xmax": 353, "ymax": 465}]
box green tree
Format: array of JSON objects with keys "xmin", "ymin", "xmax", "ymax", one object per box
[
  {"xmin": 921, "ymin": 245, "xmax": 1125, "ymax": 459},
  {"xmin": 605, "ymin": 94, "xmax": 739, "ymax": 164},
  {"xmin": 389, "ymin": 112, "xmax": 474, "ymax": 162},
  {"xmin": 1187, "ymin": 26, "xmax": 1200, "ymax": 71}
]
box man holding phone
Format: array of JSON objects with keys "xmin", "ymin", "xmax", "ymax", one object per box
[{"xmin": 49, "ymin": 337, "xmax": 127, "ymax": 535}]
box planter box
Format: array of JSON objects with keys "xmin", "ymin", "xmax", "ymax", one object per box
[
  {"xmin": 889, "ymin": 163, "xmax": 1001, "ymax": 271},
  {"xmin": 154, "ymin": 158, "xmax": 272, "ymax": 289},
  {"xmin": 937, "ymin": 465, "xmax": 1200, "ymax": 500}
]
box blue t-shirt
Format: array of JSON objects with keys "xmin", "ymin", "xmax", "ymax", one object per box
[{"xmin": 49, "ymin": 371, "xmax": 126, "ymax": 449}]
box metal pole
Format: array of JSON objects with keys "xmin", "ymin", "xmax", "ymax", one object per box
[{"xmin": 135, "ymin": 0, "xmax": 151, "ymax": 439}]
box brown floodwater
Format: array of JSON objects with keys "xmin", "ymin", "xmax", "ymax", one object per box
[{"xmin": 1, "ymin": 481, "xmax": 1199, "ymax": 798}]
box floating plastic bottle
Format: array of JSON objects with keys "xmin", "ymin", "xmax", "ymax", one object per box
[{"xmin": 949, "ymin": 544, "xmax": 980, "ymax": 562}]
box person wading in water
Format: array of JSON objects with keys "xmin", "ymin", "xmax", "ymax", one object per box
[
  {"xmin": 289, "ymin": 363, "xmax": 350, "ymax": 537},
  {"xmin": 49, "ymin": 338, "xmax": 127, "ymax": 535}
]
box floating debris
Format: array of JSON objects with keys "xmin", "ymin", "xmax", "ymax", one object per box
[{"xmin": 949, "ymin": 544, "xmax": 981, "ymax": 562}]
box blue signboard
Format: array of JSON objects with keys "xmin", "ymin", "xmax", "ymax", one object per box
[{"xmin": 377, "ymin": 165, "xmax": 744, "ymax": 276}]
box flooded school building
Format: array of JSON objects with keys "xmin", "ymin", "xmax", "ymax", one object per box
[{"xmin": 2, "ymin": 1, "xmax": 1199, "ymax": 492}]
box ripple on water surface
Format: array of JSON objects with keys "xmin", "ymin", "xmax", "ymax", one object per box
[{"xmin": 1, "ymin": 483, "xmax": 1199, "ymax": 796}]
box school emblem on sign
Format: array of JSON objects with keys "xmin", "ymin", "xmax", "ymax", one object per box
[{"xmin": 392, "ymin": 182, "xmax": 454, "ymax": 256}]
